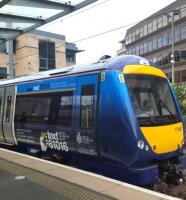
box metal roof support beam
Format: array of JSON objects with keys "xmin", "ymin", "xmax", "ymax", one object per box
[
  {"xmin": 0, "ymin": 0, "xmax": 12, "ymax": 8},
  {"xmin": 8, "ymin": 0, "xmax": 74, "ymax": 10},
  {"xmin": 0, "ymin": 13, "xmax": 44, "ymax": 23},
  {"xmin": 0, "ymin": 28, "xmax": 23, "ymax": 32},
  {"xmin": 0, "ymin": 0, "xmax": 98, "ymax": 43}
]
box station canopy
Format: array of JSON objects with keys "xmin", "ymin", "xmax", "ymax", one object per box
[{"xmin": 0, "ymin": 0, "xmax": 97, "ymax": 44}]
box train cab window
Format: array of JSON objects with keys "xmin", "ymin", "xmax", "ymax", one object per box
[
  {"xmin": 6, "ymin": 96, "xmax": 12, "ymax": 122},
  {"xmin": 80, "ymin": 85, "xmax": 95, "ymax": 129}
]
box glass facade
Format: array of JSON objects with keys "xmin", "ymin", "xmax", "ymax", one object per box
[
  {"xmin": 121, "ymin": 2, "xmax": 186, "ymax": 83},
  {"xmin": 125, "ymin": 26, "xmax": 186, "ymax": 56},
  {"xmin": 125, "ymin": 3, "xmax": 186, "ymax": 45}
]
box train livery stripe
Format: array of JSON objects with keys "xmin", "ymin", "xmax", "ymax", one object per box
[
  {"xmin": 123, "ymin": 65, "xmax": 167, "ymax": 78},
  {"xmin": 17, "ymin": 76, "xmax": 76, "ymax": 94},
  {"xmin": 140, "ymin": 122, "xmax": 184, "ymax": 154}
]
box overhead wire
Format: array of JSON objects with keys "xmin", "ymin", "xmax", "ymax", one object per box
[{"xmin": 42, "ymin": 0, "xmax": 112, "ymax": 27}]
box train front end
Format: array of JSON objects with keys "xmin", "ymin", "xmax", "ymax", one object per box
[{"xmin": 124, "ymin": 64, "xmax": 186, "ymax": 185}]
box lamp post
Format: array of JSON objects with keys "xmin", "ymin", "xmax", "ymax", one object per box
[{"xmin": 168, "ymin": 10, "xmax": 180, "ymax": 83}]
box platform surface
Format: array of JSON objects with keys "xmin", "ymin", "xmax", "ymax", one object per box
[{"xmin": 0, "ymin": 148, "xmax": 181, "ymax": 200}]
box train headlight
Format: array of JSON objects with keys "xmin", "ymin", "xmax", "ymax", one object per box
[
  {"xmin": 137, "ymin": 140, "xmax": 144, "ymax": 149},
  {"xmin": 145, "ymin": 145, "xmax": 149, "ymax": 151}
]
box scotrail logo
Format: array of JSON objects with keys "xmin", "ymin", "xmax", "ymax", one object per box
[{"xmin": 40, "ymin": 131, "xmax": 68, "ymax": 152}]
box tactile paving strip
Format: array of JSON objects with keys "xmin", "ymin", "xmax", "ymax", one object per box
[{"xmin": 0, "ymin": 158, "xmax": 116, "ymax": 200}]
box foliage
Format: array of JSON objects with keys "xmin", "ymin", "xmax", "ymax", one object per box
[{"xmin": 172, "ymin": 83, "xmax": 186, "ymax": 115}]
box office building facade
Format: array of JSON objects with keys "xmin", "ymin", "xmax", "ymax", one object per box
[{"xmin": 117, "ymin": 0, "xmax": 186, "ymax": 83}]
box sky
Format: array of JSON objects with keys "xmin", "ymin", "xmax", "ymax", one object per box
[{"xmin": 40, "ymin": 0, "xmax": 176, "ymax": 65}]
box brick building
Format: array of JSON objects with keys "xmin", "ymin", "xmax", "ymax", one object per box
[{"xmin": 0, "ymin": 30, "xmax": 81, "ymax": 78}]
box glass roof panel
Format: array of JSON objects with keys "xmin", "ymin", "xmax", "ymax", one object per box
[
  {"xmin": 0, "ymin": 0, "xmax": 97, "ymax": 43},
  {"xmin": 0, "ymin": 5, "xmax": 62, "ymax": 19}
]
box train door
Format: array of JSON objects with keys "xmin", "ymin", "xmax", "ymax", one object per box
[
  {"xmin": 0, "ymin": 87, "xmax": 5, "ymax": 142},
  {"xmin": 3, "ymin": 86, "xmax": 17, "ymax": 144},
  {"xmin": 75, "ymin": 74, "xmax": 99, "ymax": 156}
]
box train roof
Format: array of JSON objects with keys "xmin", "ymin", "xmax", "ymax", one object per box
[{"xmin": 0, "ymin": 55, "xmax": 156, "ymax": 86}]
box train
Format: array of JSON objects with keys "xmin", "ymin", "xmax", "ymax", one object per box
[{"xmin": 0, "ymin": 55, "xmax": 185, "ymax": 186}]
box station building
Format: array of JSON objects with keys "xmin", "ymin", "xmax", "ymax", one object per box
[
  {"xmin": 0, "ymin": 30, "xmax": 81, "ymax": 78},
  {"xmin": 117, "ymin": 0, "xmax": 186, "ymax": 83}
]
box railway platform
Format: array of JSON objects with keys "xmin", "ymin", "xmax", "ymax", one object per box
[{"xmin": 0, "ymin": 148, "xmax": 180, "ymax": 200}]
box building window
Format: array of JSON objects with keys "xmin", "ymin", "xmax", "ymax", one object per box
[
  {"xmin": 128, "ymin": 34, "xmax": 132, "ymax": 44},
  {"xmin": 143, "ymin": 42, "xmax": 148, "ymax": 54},
  {"xmin": 135, "ymin": 29, "xmax": 140, "ymax": 40},
  {"xmin": 157, "ymin": 36, "xmax": 163, "ymax": 48},
  {"xmin": 140, "ymin": 27, "xmax": 144, "ymax": 38},
  {"xmin": 162, "ymin": 53, "xmax": 169, "ymax": 65},
  {"xmin": 131, "ymin": 32, "xmax": 135, "ymax": 42},
  {"xmin": 152, "ymin": 38, "xmax": 157, "ymax": 50},
  {"xmin": 181, "ymin": 26, "xmax": 186, "ymax": 40},
  {"xmin": 147, "ymin": 40, "xmax": 153, "ymax": 52},
  {"xmin": 125, "ymin": 35, "xmax": 129, "ymax": 45},
  {"xmin": 147, "ymin": 22, "xmax": 153, "ymax": 34},
  {"xmin": 66, "ymin": 53, "xmax": 75, "ymax": 63},
  {"xmin": 139, "ymin": 44, "xmax": 144, "ymax": 55},
  {"xmin": 39, "ymin": 40, "xmax": 55, "ymax": 71},
  {"xmin": 157, "ymin": 55, "xmax": 163, "ymax": 66},
  {"xmin": 168, "ymin": 32, "xmax": 172, "ymax": 45},
  {"xmin": 153, "ymin": 57, "xmax": 158, "ymax": 65},
  {"xmin": 144, "ymin": 24, "xmax": 148, "ymax": 36},
  {"xmin": 162, "ymin": 15, "xmax": 168, "ymax": 27},
  {"xmin": 181, "ymin": 4, "xmax": 186, "ymax": 18},
  {"xmin": 130, "ymin": 47, "xmax": 135, "ymax": 55},
  {"xmin": 135, "ymin": 45, "xmax": 140, "ymax": 55},
  {"xmin": 0, "ymin": 68, "xmax": 7, "ymax": 79},
  {"xmin": 181, "ymin": 48, "xmax": 186, "ymax": 60},
  {"xmin": 162, "ymin": 34, "xmax": 168, "ymax": 46},
  {"xmin": 152, "ymin": 19, "xmax": 157, "ymax": 32},
  {"xmin": 157, "ymin": 17, "xmax": 163, "ymax": 29},
  {"xmin": 0, "ymin": 43, "xmax": 6, "ymax": 53},
  {"xmin": 175, "ymin": 49, "xmax": 181, "ymax": 62},
  {"xmin": 174, "ymin": 8, "xmax": 180, "ymax": 21},
  {"xmin": 174, "ymin": 27, "xmax": 181, "ymax": 42}
]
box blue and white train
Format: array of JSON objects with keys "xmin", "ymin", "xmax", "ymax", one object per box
[{"xmin": 0, "ymin": 55, "xmax": 186, "ymax": 186}]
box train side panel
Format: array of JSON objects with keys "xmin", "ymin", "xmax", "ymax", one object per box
[
  {"xmin": 98, "ymin": 71, "xmax": 140, "ymax": 165},
  {"xmin": 12, "ymin": 73, "xmax": 100, "ymax": 162}
]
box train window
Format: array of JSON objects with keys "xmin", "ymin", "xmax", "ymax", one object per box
[
  {"xmin": 58, "ymin": 93, "xmax": 73, "ymax": 126},
  {"xmin": 6, "ymin": 96, "xmax": 12, "ymax": 122},
  {"xmin": 15, "ymin": 91, "xmax": 73, "ymax": 126},
  {"xmin": 80, "ymin": 85, "xmax": 94, "ymax": 129},
  {"xmin": 15, "ymin": 95, "xmax": 51, "ymax": 123},
  {"xmin": 49, "ymin": 91, "xmax": 73, "ymax": 127}
]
